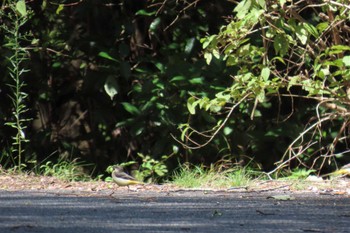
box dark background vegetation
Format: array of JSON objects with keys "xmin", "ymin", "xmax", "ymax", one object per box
[{"xmin": 1, "ymin": 0, "xmax": 350, "ymax": 179}]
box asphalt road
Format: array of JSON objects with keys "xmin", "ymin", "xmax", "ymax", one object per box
[{"xmin": 0, "ymin": 189, "xmax": 349, "ymax": 233}]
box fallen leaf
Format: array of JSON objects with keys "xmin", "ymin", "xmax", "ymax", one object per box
[{"xmin": 267, "ymin": 195, "xmax": 295, "ymax": 201}]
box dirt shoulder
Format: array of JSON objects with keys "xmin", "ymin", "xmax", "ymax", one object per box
[{"xmin": 0, "ymin": 172, "xmax": 349, "ymax": 196}]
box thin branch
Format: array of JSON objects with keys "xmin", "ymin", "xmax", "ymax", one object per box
[
  {"xmin": 164, "ymin": 0, "xmax": 201, "ymax": 31},
  {"xmin": 267, "ymin": 115, "xmax": 333, "ymax": 176},
  {"xmin": 172, "ymin": 93, "xmax": 251, "ymax": 150},
  {"xmin": 48, "ymin": 0, "xmax": 83, "ymax": 7},
  {"xmin": 326, "ymin": 0, "xmax": 350, "ymax": 10}
]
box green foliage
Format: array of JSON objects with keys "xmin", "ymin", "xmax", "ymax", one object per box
[
  {"xmin": 280, "ymin": 168, "xmax": 316, "ymax": 180},
  {"xmin": 1, "ymin": 1, "xmax": 32, "ymax": 171},
  {"xmin": 171, "ymin": 164, "xmax": 256, "ymax": 188},
  {"xmin": 135, "ymin": 153, "xmax": 169, "ymax": 183},
  {"xmin": 3, "ymin": 0, "xmax": 348, "ymax": 179},
  {"xmin": 39, "ymin": 158, "xmax": 92, "ymax": 181},
  {"xmin": 183, "ymin": 0, "xmax": 350, "ymax": 173},
  {"xmin": 106, "ymin": 152, "xmax": 169, "ymax": 183}
]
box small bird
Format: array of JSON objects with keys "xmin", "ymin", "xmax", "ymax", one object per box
[
  {"xmin": 111, "ymin": 166, "xmax": 143, "ymax": 188},
  {"xmin": 322, "ymin": 163, "xmax": 350, "ymax": 178},
  {"xmin": 330, "ymin": 163, "xmax": 350, "ymax": 177}
]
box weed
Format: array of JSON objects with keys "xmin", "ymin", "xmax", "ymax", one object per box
[
  {"xmin": 280, "ymin": 168, "xmax": 316, "ymax": 180},
  {"xmin": 106, "ymin": 153, "xmax": 169, "ymax": 183},
  {"xmin": 135, "ymin": 153, "xmax": 168, "ymax": 183},
  {"xmin": 171, "ymin": 164, "xmax": 257, "ymax": 189},
  {"xmin": 39, "ymin": 158, "xmax": 92, "ymax": 182},
  {"xmin": 2, "ymin": 1, "xmax": 32, "ymax": 171}
]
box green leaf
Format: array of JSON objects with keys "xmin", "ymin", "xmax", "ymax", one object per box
[
  {"xmin": 343, "ymin": 56, "xmax": 350, "ymax": 67},
  {"xmin": 202, "ymin": 35, "xmax": 216, "ymax": 49},
  {"xmin": 185, "ymin": 38, "xmax": 196, "ymax": 55},
  {"xmin": 187, "ymin": 97, "xmax": 197, "ymax": 115},
  {"xmin": 271, "ymin": 56, "xmax": 286, "ymax": 65},
  {"xmin": 316, "ymin": 22, "xmax": 329, "ymax": 33},
  {"xmin": 209, "ymin": 103, "xmax": 222, "ymax": 113},
  {"xmin": 189, "ymin": 77, "xmax": 204, "ymax": 85},
  {"xmin": 172, "ymin": 145, "xmax": 179, "ymax": 154},
  {"xmin": 135, "ymin": 9, "xmax": 156, "ymax": 16},
  {"xmin": 234, "ymin": 0, "xmax": 252, "ymax": 20},
  {"xmin": 56, "ymin": 4, "xmax": 64, "ymax": 15},
  {"xmin": 257, "ymin": 0, "xmax": 266, "ymax": 9},
  {"xmin": 288, "ymin": 76, "xmax": 301, "ymax": 90},
  {"xmin": 16, "ymin": 0, "xmax": 27, "ymax": 17},
  {"xmin": 31, "ymin": 38, "xmax": 39, "ymax": 45},
  {"xmin": 331, "ymin": 45, "xmax": 350, "ymax": 51},
  {"xmin": 132, "ymin": 124, "xmax": 144, "ymax": 136},
  {"xmin": 121, "ymin": 102, "xmax": 141, "ymax": 115},
  {"xmin": 256, "ymin": 89, "xmax": 265, "ymax": 103},
  {"xmin": 41, "ymin": 0, "xmax": 47, "ymax": 11},
  {"xmin": 279, "ymin": 0, "xmax": 286, "ymax": 6},
  {"xmin": 274, "ymin": 34, "xmax": 289, "ymax": 56},
  {"xmin": 261, "ymin": 67, "xmax": 270, "ymax": 81},
  {"xmin": 98, "ymin": 52, "xmax": 118, "ymax": 62},
  {"xmin": 155, "ymin": 62, "xmax": 165, "ymax": 73},
  {"xmin": 170, "ymin": 76, "xmax": 186, "ymax": 83},
  {"xmin": 149, "ymin": 17, "xmax": 161, "ymax": 34},
  {"xmin": 204, "ymin": 52, "xmax": 212, "ymax": 65},
  {"xmin": 104, "ymin": 76, "xmax": 119, "ymax": 100},
  {"xmin": 223, "ymin": 127, "xmax": 233, "ymax": 135},
  {"xmin": 52, "ymin": 62, "xmax": 61, "ymax": 68},
  {"xmin": 179, "ymin": 124, "xmax": 190, "ymax": 141},
  {"xmin": 303, "ymin": 23, "xmax": 318, "ymax": 38},
  {"xmin": 212, "ymin": 49, "xmax": 220, "ymax": 59},
  {"xmin": 295, "ymin": 24, "xmax": 308, "ymax": 45}
]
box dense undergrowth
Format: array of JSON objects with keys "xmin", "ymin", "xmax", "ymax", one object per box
[{"xmin": 1, "ymin": 0, "xmax": 350, "ymax": 182}]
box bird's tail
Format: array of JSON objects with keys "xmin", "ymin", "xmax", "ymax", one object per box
[{"xmin": 129, "ymin": 180, "xmax": 144, "ymax": 185}]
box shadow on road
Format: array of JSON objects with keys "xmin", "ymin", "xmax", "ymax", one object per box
[{"xmin": 0, "ymin": 190, "xmax": 349, "ymax": 232}]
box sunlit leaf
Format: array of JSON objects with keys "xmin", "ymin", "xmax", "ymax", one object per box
[
  {"xmin": 256, "ymin": 0, "xmax": 265, "ymax": 8},
  {"xmin": 187, "ymin": 96, "xmax": 197, "ymax": 115},
  {"xmin": 98, "ymin": 51, "xmax": 118, "ymax": 62},
  {"xmin": 189, "ymin": 77, "xmax": 204, "ymax": 85},
  {"xmin": 261, "ymin": 67, "xmax": 270, "ymax": 81},
  {"xmin": 149, "ymin": 17, "xmax": 161, "ymax": 34},
  {"xmin": 256, "ymin": 89, "xmax": 265, "ymax": 103},
  {"xmin": 343, "ymin": 56, "xmax": 350, "ymax": 67},
  {"xmin": 56, "ymin": 4, "xmax": 64, "ymax": 15},
  {"xmin": 234, "ymin": 0, "xmax": 251, "ymax": 19},
  {"xmin": 16, "ymin": 0, "xmax": 27, "ymax": 17},
  {"xmin": 279, "ymin": 0, "xmax": 286, "ymax": 6},
  {"xmin": 317, "ymin": 24, "xmax": 329, "ymax": 37},
  {"xmin": 212, "ymin": 49, "xmax": 220, "ymax": 59},
  {"xmin": 223, "ymin": 127, "xmax": 233, "ymax": 135},
  {"xmin": 202, "ymin": 35, "xmax": 216, "ymax": 49},
  {"xmin": 204, "ymin": 52, "xmax": 212, "ymax": 64},
  {"xmin": 295, "ymin": 24, "xmax": 308, "ymax": 45},
  {"xmin": 121, "ymin": 102, "xmax": 141, "ymax": 115},
  {"xmin": 104, "ymin": 76, "xmax": 119, "ymax": 100},
  {"xmin": 303, "ymin": 23, "xmax": 318, "ymax": 38}
]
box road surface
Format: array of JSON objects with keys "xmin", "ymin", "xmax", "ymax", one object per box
[{"xmin": 0, "ymin": 189, "xmax": 349, "ymax": 232}]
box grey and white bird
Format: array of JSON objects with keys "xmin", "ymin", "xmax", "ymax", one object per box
[{"xmin": 111, "ymin": 166, "xmax": 143, "ymax": 187}]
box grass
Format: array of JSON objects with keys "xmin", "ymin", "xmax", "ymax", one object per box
[
  {"xmin": 171, "ymin": 164, "xmax": 259, "ymax": 189},
  {"xmin": 39, "ymin": 158, "xmax": 93, "ymax": 182}
]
